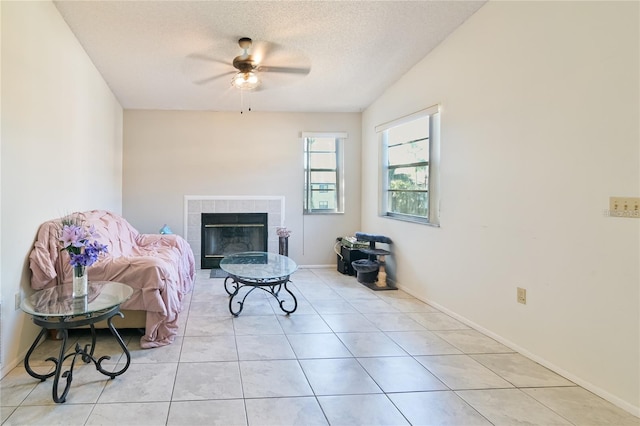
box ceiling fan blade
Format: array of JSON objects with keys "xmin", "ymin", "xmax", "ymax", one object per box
[
  {"xmin": 258, "ymin": 65, "xmax": 311, "ymax": 75},
  {"xmin": 193, "ymin": 71, "xmax": 235, "ymax": 85},
  {"xmin": 250, "ymin": 40, "xmax": 277, "ymax": 65},
  {"xmin": 187, "ymin": 53, "xmax": 232, "ymax": 67}
]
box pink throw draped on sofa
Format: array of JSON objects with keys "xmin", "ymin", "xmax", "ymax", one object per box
[{"xmin": 29, "ymin": 210, "xmax": 195, "ymax": 348}]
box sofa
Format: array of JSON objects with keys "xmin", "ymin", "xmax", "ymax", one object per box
[{"xmin": 29, "ymin": 210, "xmax": 195, "ymax": 348}]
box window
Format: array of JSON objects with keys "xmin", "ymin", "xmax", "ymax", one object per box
[
  {"xmin": 303, "ymin": 132, "xmax": 346, "ymax": 214},
  {"xmin": 377, "ymin": 105, "xmax": 440, "ymax": 225}
]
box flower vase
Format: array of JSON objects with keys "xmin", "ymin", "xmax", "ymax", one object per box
[
  {"xmin": 73, "ymin": 265, "xmax": 88, "ymax": 298},
  {"xmin": 279, "ymin": 237, "xmax": 289, "ymax": 257}
]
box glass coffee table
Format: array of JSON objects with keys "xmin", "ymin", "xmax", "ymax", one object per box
[
  {"xmin": 20, "ymin": 281, "xmax": 133, "ymax": 403},
  {"xmin": 220, "ymin": 251, "xmax": 298, "ymax": 316}
]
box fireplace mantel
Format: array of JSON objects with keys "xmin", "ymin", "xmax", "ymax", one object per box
[{"xmin": 184, "ymin": 196, "xmax": 285, "ymax": 269}]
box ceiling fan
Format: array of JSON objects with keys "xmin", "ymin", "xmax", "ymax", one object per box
[{"xmin": 192, "ymin": 37, "xmax": 311, "ymax": 91}]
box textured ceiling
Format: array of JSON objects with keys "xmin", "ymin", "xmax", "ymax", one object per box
[{"xmin": 54, "ymin": 1, "xmax": 485, "ymax": 112}]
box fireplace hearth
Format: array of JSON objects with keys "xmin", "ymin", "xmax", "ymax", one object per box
[{"xmin": 201, "ymin": 212, "xmax": 268, "ymax": 269}]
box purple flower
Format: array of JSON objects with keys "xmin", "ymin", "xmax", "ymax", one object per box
[
  {"xmin": 87, "ymin": 224, "xmax": 101, "ymax": 240},
  {"xmin": 276, "ymin": 227, "xmax": 291, "ymax": 238},
  {"xmin": 70, "ymin": 253, "xmax": 89, "ymax": 267},
  {"xmin": 59, "ymin": 219, "xmax": 108, "ymax": 268},
  {"xmin": 89, "ymin": 240, "xmax": 108, "ymax": 254},
  {"xmin": 60, "ymin": 224, "xmax": 84, "ymax": 249}
]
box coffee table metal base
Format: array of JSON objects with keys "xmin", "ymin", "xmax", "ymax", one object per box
[
  {"xmin": 224, "ymin": 275, "xmax": 297, "ymax": 316},
  {"xmin": 24, "ymin": 305, "xmax": 131, "ymax": 403}
]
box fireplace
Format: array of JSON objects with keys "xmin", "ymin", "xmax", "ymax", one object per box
[{"xmin": 201, "ymin": 212, "xmax": 268, "ymax": 269}]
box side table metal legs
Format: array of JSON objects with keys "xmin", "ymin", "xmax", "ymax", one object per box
[
  {"xmin": 23, "ymin": 327, "xmax": 56, "ymax": 382},
  {"xmin": 100, "ymin": 313, "xmax": 131, "ymax": 378},
  {"xmin": 24, "ymin": 308, "xmax": 131, "ymax": 403},
  {"xmin": 224, "ymin": 276, "xmax": 240, "ymax": 296},
  {"xmin": 224, "ymin": 275, "xmax": 298, "ymax": 316}
]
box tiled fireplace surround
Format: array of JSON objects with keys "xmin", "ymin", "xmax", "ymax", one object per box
[{"xmin": 184, "ymin": 196, "xmax": 285, "ymax": 269}]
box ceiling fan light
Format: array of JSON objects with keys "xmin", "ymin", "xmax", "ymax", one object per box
[
  {"xmin": 247, "ymin": 72, "xmax": 258, "ymax": 85},
  {"xmin": 232, "ymin": 71, "xmax": 260, "ymax": 90}
]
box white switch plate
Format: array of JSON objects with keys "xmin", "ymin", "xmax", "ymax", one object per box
[
  {"xmin": 517, "ymin": 287, "xmax": 526, "ymax": 304},
  {"xmin": 609, "ymin": 197, "xmax": 640, "ymax": 218}
]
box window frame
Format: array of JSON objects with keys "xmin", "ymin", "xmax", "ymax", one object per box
[
  {"xmin": 377, "ymin": 105, "xmax": 440, "ymax": 226},
  {"xmin": 303, "ymin": 132, "xmax": 347, "ymax": 214}
]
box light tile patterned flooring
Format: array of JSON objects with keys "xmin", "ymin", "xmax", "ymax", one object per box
[{"xmin": 1, "ymin": 268, "xmax": 638, "ymax": 425}]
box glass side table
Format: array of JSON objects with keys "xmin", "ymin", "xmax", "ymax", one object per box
[
  {"xmin": 220, "ymin": 251, "xmax": 298, "ymax": 316},
  {"xmin": 20, "ymin": 281, "xmax": 133, "ymax": 403}
]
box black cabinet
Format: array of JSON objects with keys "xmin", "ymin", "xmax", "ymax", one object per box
[{"xmin": 337, "ymin": 245, "xmax": 368, "ymax": 275}]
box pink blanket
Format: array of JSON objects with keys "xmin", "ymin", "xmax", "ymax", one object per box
[{"xmin": 29, "ymin": 210, "xmax": 195, "ymax": 348}]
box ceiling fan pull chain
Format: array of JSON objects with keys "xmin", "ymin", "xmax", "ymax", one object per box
[{"xmin": 239, "ymin": 89, "xmax": 252, "ymax": 114}]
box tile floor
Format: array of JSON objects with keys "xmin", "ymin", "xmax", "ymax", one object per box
[{"xmin": 1, "ymin": 268, "xmax": 638, "ymax": 425}]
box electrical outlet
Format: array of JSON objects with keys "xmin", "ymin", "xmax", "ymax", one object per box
[
  {"xmin": 517, "ymin": 287, "xmax": 526, "ymax": 304},
  {"xmin": 14, "ymin": 293, "xmax": 21, "ymax": 310},
  {"xmin": 609, "ymin": 197, "xmax": 640, "ymax": 218}
]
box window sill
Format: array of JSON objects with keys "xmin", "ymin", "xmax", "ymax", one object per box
[
  {"xmin": 304, "ymin": 211, "xmax": 345, "ymax": 215},
  {"xmin": 382, "ymin": 213, "xmax": 440, "ymax": 227}
]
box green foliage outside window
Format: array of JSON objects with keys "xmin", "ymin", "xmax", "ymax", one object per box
[
  {"xmin": 388, "ymin": 167, "xmax": 428, "ymax": 217},
  {"xmin": 385, "ymin": 116, "xmax": 430, "ymax": 219}
]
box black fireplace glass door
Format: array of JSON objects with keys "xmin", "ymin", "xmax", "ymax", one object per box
[{"xmin": 201, "ymin": 213, "xmax": 268, "ymax": 269}]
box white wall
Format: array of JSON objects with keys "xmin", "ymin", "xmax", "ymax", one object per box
[
  {"xmin": 123, "ymin": 110, "xmax": 361, "ymax": 266},
  {"xmin": 1, "ymin": 1, "xmax": 123, "ymax": 375},
  {"xmin": 362, "ymin": 0, "xmax": 639, "ymax": 414}
]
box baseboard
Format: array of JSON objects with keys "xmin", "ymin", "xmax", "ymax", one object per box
[
  {"xmin": 1, "ymin": 345, "xmax": 30, "ymax": 380},
  {"xmin": 396, "ymin": 283, "xmax": 640, "ymax": 418},
  {"xmin": 298, "ymin": 264, "xmax": 334, "ymax": 269}
]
